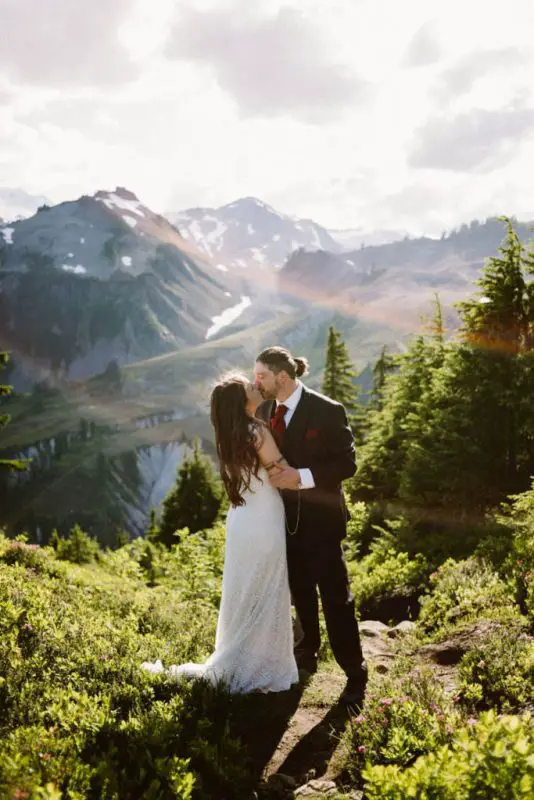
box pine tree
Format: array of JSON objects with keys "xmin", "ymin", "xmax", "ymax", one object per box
[
  {"xmin": 322, "ymin": 325, "xmax": 366, "ymax": 442},
  {"xmin": 145, "ymin": 508, "xmax": 159, "ymax": 542},
  {"xmin": 370, "ymin": 345, "xmax": 395, "ymax": 410},
  {"xmin": 156, "ymin": 439, "xmax": 223, "ymax": 547},
  {"xmin": 353, "ymin": 335, "xmax": 438, "ymax": 501},
  {"xmin": 0, "ymin": 352, "xmax": 27, "ymax": 472},
  {"xmin": 399, "ymin": 219, "xmax": 534, "ymax": 513}
]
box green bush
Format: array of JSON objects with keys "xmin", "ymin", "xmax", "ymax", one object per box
[
  {"xmin": 363, "ymin": 711, "xmax": 534, "ymax": 799},
  {"xmin": 0, "ymin": 531, "xmax": 260, "ymax": 799},
  {"xmin": 345, "ymin": 666, "xmax": 460, "ymax": 774},
  {"xmin": 417, "ymin": 558, "xmax": 520, "ymax": 639},
  {"xmin": 457, "ymin": 625, "xmax": 534, "ymax": 712},
  {"xmin": 53, "ymin": 524, "xmax": 102, "ymax": 564},
  {"xmin": 348, "ymin": 530, "xmax": 429, "ymax": 620}
]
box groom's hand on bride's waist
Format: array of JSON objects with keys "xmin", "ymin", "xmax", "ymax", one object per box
[{"xmin": 269, "ymin": 466, "xmax": 302, "ymax": 490}]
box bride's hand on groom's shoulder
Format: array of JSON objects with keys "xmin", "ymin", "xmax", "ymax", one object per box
[{"xmin": 269, "ymin": 466, "xmax": 301, "ymax": 490}]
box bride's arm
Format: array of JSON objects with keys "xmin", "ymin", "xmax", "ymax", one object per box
[{"xmin": 252, "ymin": 425, "xmax": 289, "ymax": 473}]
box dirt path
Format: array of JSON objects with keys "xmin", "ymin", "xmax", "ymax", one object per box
[{"xmin": 259, "ymin": 621, "xmax": 397, "ymax": 796}]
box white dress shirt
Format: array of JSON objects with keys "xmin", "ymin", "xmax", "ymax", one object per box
[{"xmin": 276, "ymin": 382, "xmax": 315, "ymax": 489}]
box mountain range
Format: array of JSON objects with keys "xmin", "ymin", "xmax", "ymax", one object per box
[{"xmin": 1, "ymin": 186, "xmax": 532, "ymax": 543}]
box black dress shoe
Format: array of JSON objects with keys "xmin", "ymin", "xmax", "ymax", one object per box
[
  {"xmin": 294, "ymin": 650, "xmax": 318, "ymax": 675},
  {"xmin": 340, "ymin": 676, "xmax": 366, "ymax": 709}
]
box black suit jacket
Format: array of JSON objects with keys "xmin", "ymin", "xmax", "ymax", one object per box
[{"xmin": 256, "ymin": 385, "xmax": 356, "ymax": 543}]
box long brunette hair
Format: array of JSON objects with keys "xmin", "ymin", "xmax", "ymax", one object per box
[{"xmin": 210, "ymin": 374, "xmax": 262, "ymax": 506}]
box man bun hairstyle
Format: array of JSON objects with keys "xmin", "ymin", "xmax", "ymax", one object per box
[{"xmin": 256, "ymin": 346, "xmax": 309, "ymax": 380}]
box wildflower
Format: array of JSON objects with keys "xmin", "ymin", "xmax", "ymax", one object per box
[
  {"xmin": 446, "ymin": 725, "xmax": 454, "ymax": 735},
  {"xmin": 452, "ymin": 695, "xmax": 460, "ymax": 703},
  {"xmin": 354, "ymin": 715, "xmax": 366, "ymax": 724},
  {"xmin": 22, "ymin": 623, "xmax": 33, "ymax": 631},
  {"xmin": 358, "ymin": 745, "xmax": 366, "ymax": 754},
  {"xmin": 467, "ymin": 718, "xmax": 477, "ymax": 726},
  {"xmin": 477, "ymin": 660, "xmax": 485, "ymax": 668},
  {"xmin": 100, "ymin": 654, "xmax": 109, "ymax": 661},
  {"xmin": 379, "ymin": 697, "xmax": 393, "ymax": 706}
]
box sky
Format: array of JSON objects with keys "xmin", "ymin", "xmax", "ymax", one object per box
[{"xmin": 1, "ymin": 0, "xmax": 534, "ymax": 234}]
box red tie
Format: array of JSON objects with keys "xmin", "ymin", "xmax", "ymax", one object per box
[{"xmin": 270, "ymin": 404, "xmax": 288, "ymax": 446}]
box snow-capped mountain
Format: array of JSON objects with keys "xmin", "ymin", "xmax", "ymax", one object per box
[
  {"xmin": 166, "ymin": 196, "xmax": 342, "ymax": 269},
  {"xmin": 0, "ymin": 187, "xmax": 240, "ymax": 385},
  {"xmin": 0, "ymin": 187, "xmax": 51, "ymax": 223}
]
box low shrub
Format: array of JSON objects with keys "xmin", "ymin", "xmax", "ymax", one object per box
[
  {"xmin": 345, "ymin": 665, "xmax": 460, "ymax": 774},
  {"xmin": 457, "ymin": 625, "xmax": 534, "ymax": 712},
  {"xmin": 363, "ymin": 710, "xmax": 534, "ymax": 799},
  {"xmin": 417, "ymin": 558, "xmax": 520, "ymax": 639}
]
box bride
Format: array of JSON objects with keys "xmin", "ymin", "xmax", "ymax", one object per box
[{"xmin": 141, "ymin": 374, "xmax": 299, "ymax": 693}]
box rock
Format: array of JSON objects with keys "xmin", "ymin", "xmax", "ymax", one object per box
[
  {"xmin": 387, "ymin": 620, "xmax": 416, "ymax": 639},
  {"xmin": 295, "ymin": 778, "xmax": 338, "ymax": 796},
  {"xmin": 359, "ymin": 620, "xmax": 390, "ymax": 637},
  {"xmin": 259, "ymin": 773, "xmax": 298, "ymax": 799},
  {"xmin": 359, "ymin": 591, "xmax": 421, "ymax": 624}
]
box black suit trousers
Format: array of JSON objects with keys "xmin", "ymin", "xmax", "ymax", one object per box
[{"xmin": 286, "ymin": 534, "xmax": 367, "ymax": 681}]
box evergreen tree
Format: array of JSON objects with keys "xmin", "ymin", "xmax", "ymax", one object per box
[
  {"xmin": 322, "ymin": 325, "xmax": 366, "ymax": 442},
  {"xmin": 156, "ymin": 439, "xmax": 223, "ymax": 547},
  {"xmin": 353, "ymin": 335, "xmax": 439, "ymax": 501},
  {"xmin": 0, "ymin": 352, "xmax": 26, "ymax": 472},
  {"xmin": 145, "ymin": 508, "xmax": 160, "ymax": 542},
  {"xmin": 400, "ymin": 219, "xmax": 534, "ymax": 512},
  {"xmin": 370, "ymin": 345, "xmax": 395, "ymax": 410}
]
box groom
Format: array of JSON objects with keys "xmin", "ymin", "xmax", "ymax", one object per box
[{"xmin": 254, "ymin": 346, "xmax": 367, "ymax": 707}]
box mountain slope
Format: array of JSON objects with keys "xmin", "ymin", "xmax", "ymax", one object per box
[
  {"xmin": 0, "ymin": 188, "xmax": 238, "ymax": 387},
  {"xmin": 166, "ymin": 196, "xmax": 341, "ymax": 269}
]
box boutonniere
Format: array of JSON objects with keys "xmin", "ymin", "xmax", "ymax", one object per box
[{"xmin": 305, "ymin": 428, "xmax": 319, "ymax": 440}]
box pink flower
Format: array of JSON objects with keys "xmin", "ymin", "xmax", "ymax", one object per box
[
  {"xmin": 23, "ymin": 623, "xmax": 33, "ymax": 631},
  {"xmin": 452, "ymin": 695, "xmax": 460, "ymax": 703},
  {"xmin": 354, "ymin": 715, "xmax": 366, "ymax": 724},
  {"xmin": 477, "ymin": 660, "xmax": 485, "ymax": 668},
  {"xmin": 467, "ymin": 718, "xmax": 477, "ymax": 726},
  {"xmin": 446, "ymin": 725, "xmax": 454, "ymax": 735},
  {"xmin": 358, "ymin": 745, "xmax": 366, "ymax": 754},
  {"xmin": 100, "ymin": 654, "xmax": 109, "ymax": 661},
  {"xmin": 380, "ymin": 697, "xmax": 394, "ymax": 706}
]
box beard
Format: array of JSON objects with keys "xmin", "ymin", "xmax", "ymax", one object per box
[{"xmin": 260, "ymin": 384, "xmax": 278, "ymax": 400}]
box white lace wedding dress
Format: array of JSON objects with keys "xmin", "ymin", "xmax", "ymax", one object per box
[{"xmin": 141, "ymin": 465, "xmax": 299, "ymax": 693}]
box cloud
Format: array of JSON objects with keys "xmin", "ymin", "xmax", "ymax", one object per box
[
  {"xmin": 0, "ymin": 0, "xmax": 138, "ymax": 87},
  {"xmin": 409, "ymin": 106, "xmax": 534, "ymax": 172},
  {"xmin": 404, "ymin": 21, "xmax": 443, "ymax": 67},
  {"xmin": 435, "ymin": 48, "xmax": 528, "ymax": 103},
  {"xmin": 164, "ymin": 3, "xmax": 366, "ymax": 123}
]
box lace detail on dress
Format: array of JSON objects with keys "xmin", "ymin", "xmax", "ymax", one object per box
[{"xmin": 141, "ymin": 465, "xmax": 298, "ymax": 693}]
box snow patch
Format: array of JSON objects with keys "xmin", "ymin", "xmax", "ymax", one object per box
[
  {"xmin": 247, "ymin": 223, "xmax": 255, "ymax": 235},
  {"xmin": 1, "ymin": 227, "xmax": 14, "ymax": 244},
  {"xmin": 224, "ymin": 291, "xmax": 232, "ymax": 296},
  {"xmin": 272, "ymin": 234, "xmax": 281, "ymax": 242},
  {"xmin": 215, "ymin": 263, "xmax": 228, "ymax": 272},
  {"xmin": 206, "ymin": 296, "xmax": 252, "ymax": 339},
  {"xmin": 346, "ymin": 259, "xmax": 355, "ymax": 266},
  {"xmin": 99, "ymin": 192, "xmax": 146, "ymax": 218},
  {"xmin": 80, "ymin": 237, "xmax": 85, "ymax": 244},
  {"xmin": 250, "ymin": 247, "xmax": 267, "ymax": 264},
  {"xmin": 121, "ymin": 256, "xmax": 132, "ymax": 267},
  {"xmin": 68, "ymin": 252, "xmax": 74, "ymax": 257},
  {"xmin": 123, "ymin": 215, "xmax": 137, "ymax": 228},
  {"xmin": 62, "ymin": 264, "xmax": 87, "ymax": 274}
]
